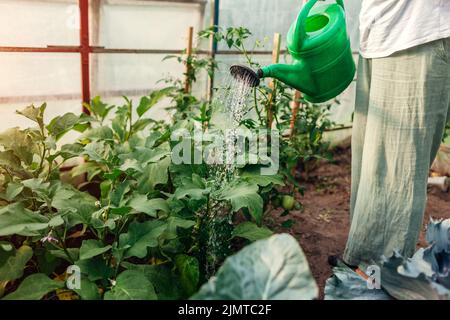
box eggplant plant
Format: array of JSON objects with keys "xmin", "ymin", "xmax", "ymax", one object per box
[
  {"xmin": 0, "ymin": 99, "xmax": 198, "ymax": 300},
  {"xmin": 0, "ymin": 94, "xmax": 284, "ymax": 299}
]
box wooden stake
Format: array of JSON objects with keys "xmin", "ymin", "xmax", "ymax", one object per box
[
  {"xmin": 184, "ymin": 26, "xmax": 194, "ymax": 94},
  {"xmin": 207, "ymin": 0, "xmax": 219, "ymax": 102},
  {"xmin": 289, "ymin": 0, "xmax": 309, "ymax": 137},
  {"xmin": 90, "ymin": 0, "xmax": 101, "ymax": 101},
  {"xmin": 267, "ymin": 33, "xmax": 281, "ymax": 128},
  {"xmin": 290, "ymin": 90, "xmax": 302, "ymax": 138}
]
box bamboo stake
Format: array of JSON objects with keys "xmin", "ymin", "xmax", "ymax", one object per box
[
  {"xmin": 266, "ymin": 33, "xmax": 281, "ymax": 128},
  {"xmin": 207, "ymin": 0, "xmax": 219, "ymax": 102},
  {"xmin": 289, "ymin": 90, "xmax": 302, "ymax": 138},
  {"xmin": 184, "ymin": 26, "xmax": 194, "ymax": 94}
]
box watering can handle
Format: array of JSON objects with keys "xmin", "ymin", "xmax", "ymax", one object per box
[{"xmin": 294, "ymin": 0, "xmax": 345, "ymax": 50}]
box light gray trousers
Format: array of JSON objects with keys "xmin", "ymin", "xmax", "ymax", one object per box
[{"xmin": 344, "ymin": 38, "xmax": 450, "ymax": 266}]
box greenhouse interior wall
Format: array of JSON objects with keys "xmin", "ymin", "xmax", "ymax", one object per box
[{"xmin": 1, "ymin": 0, "xmax": 370, "ymax": 147}]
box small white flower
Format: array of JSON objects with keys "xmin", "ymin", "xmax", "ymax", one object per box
[{"xmin": 40, "ymin": 230, "xmax": 59, "ymax": 244}]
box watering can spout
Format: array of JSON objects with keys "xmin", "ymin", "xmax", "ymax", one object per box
[{"xmin": 258, "ymin": 63, "xmax": 316, "ymax": 96}]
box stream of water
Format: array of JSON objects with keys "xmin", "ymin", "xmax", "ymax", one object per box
[{"xmin": 203, "ymin": 70, "xmax": 255, "ymax": 276}]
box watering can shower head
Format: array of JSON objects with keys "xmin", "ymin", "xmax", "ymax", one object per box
[{"xmin": 229, "ymin": 65, "xmax": 261, "ymax": 87}]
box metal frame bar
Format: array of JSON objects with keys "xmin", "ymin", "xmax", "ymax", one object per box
[
  {"xmin": 79, "ymin": 0, "xmax": 91, "ymax": 112},
  {"xmin": 0, "ymin": 47, "xmax": 295, "ymax": 55}
]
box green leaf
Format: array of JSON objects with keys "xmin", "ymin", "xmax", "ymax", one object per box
[
  {"xmin": 0, "ymin": 128, "xmax": 35, "ymax": 165},
  {"xmin": 79, "ymin": 240, "xmax": 112, "ymax": 260},
  {"xmin": 123, "ymin": 145, "xmax": 170, "ymax": 165},
  {"xmin": 104, "ymin": 270, "xmax": 157, "ymax": 300},
  {"xmin": 59, "ymin": 143, "xmax": 85, "ymax": 160},
  {"xmin": 118, "ymin": 220, "xmax": 167, "ymax": 259},
  {"xmin": 132, "ymin": 118, "xmax": 153, "ymax": 132},
  {"xmin": 232, "ymin": 222, "xmax": 273, "ymax": 242},
  {"xmin": 73, "ymin": 277, "xmax": 100, "ymax": 300},
  {"xmin": 110, "ymin": 180, "xmax": 131, "ymax": 207},
  {"xmin": 46, "ymin": 113, "xmax": 82, "ymax": 141},
  {"xmin": 83, "ymin": 141, "xmax": 110, "ymax": 163},
  {"xmin": 122, "ymin": 262, "xmax": 182, "ymax": 299},
  {"xmin": 0, "ymin": 151, "xmax": 23, "ymax": 173},
  {"xmin": 119, "ymin": 158, "xmax": 142, "ymax": 172},
  {"xmin": 136, "ymin": 96, "xmax": 152, "ymax": 118},
  {"xmin": 51, "ymin": 185, "xmax": 97, "ymax": 227},
  {"xmin": 87, "ymin": 96, "xmax": 113, "ymax": 120},
  {"xmin": 103, "ymin": 168, "xmax": 122, "ymax": 181},
  {"xmin": 192, "ymin": 234, "xmax": 318, "ymax": 300},
  {"xmin": 49, "ymin": 248, "xmax": 80, "ymax": 263},
  {"xmin": 175, "ymin": 254, "xmax": 199, "ymax": 297},
  {"xmin": 76, "ymin": 257, "xmax": 113, "ymax": 282},
  {"xmin": 137, "ymin": 156, "xmax": 171, "ymax": 192},
  {"xmin": 2, "ymin": 273, "xmax": 64, "ymax": 300},
  {"xmin": 0, "ymin": 203, "xmax": 50, "ymax": 236},
  {"xmin": 1, "ymin": 181, "xmax": 24, "ymax": 201},
  {"xmin": 82, "ymin": 126, "xmax": 114, "ymax": 141},
  {"xmin": 174, "ymin": 174, "xmax": 209, "ymax": 201},
  {"xmin": 16, "ymin": 103, "xmax": 46, "ymax": 128},
  {"xmin": 48, "ymin": 215, "xmax": 64, "ymax": 228},
  {"xmin": 22, "ymin": 178, "xmax": 50, "ymax": 199},
  {"xmin": 136, "ymin": 88, "xmax": 173, "ymax": 117},
  {"xmin": 0, "ymin": 245, "xmax": 33, "ymax": 281},
  {"xmin": 128, "ymin": 195, "xmax": 169, "ymax": 217},
  {"xmin": 70, "ymin": 162, "xmax": 102, "ymax": 181},
  {"xmin": 112, "ymin": 105, "xmax": 128, "ymax": 142},
  {"xmin": 217, "ymin": 182, "xmax": 263, "ymax": 223},
  {"xmin": 241, "ymin": 169, "xmax": 285, "ymax": 187},
  {"xmin": 162, "ymin": 217, "xmax": 196, "ymax": 241}
]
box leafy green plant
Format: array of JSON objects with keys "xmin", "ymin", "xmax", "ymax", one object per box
[
  {"xmin": 162, "ymin": 36, "xmax": 217, "ymax": 124},
  {"xmin": 0, "ymin": 95, "xmax": 284, "ymax": 299},
  {"xmin": 0, "ymin": 98, "xmax": 199, "ymax": 300},
  {"xmin": 281, "ymin": 102, "xmax": 334, "ymax": 181},
  {"xmin": 192, "ymin": 234, "xmax": 318, "ymax": 300}
]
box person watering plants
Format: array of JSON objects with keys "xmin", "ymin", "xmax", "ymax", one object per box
[
  {"xmin": 230, "ymin": 0, "xmax": 450, "ymax": 266},
  {"xmin": 341, "ymin": 0, "xmax": 450, "ymax": 267}
]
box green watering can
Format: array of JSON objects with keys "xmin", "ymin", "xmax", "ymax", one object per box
[{"xmin": 230, "ymin": 0, "xmax": 356, "ymax": 103}]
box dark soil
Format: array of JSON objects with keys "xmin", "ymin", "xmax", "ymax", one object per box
[{"xmin": 270, "ymin": 145, "xmax": 450, "ymax": 299}]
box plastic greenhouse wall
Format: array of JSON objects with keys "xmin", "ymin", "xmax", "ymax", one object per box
[
  {"xmin": 0, "ymin": 0, "xmax": 362, "ymax": 144},
  {"xmin": 0, "ymin": 0, "xmax": 204, "ymax": 134}
]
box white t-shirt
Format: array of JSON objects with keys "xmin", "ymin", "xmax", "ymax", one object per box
[{"xmin": 359, "ymin": 0, "xmax": 450, "ymax": 58}]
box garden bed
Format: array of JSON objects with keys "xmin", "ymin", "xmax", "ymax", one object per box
[{"xmin": 270, "ymin": 145, "xmax": 450, "ymax": 299}]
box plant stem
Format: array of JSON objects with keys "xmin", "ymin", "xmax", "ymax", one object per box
[
  {"xmin": 126, "ymin": 101, "xmax": 133, "ymax": 141},
  {"xmin": 253, "ymin": 88, "xmax": 264, "ymax": 126},
  {"xmin": 36, "ymin": 123, "xmax": 48, "ymax": 177},
  {"xmin": 52, "ymin": 229, "xmax": 75, "ymax": 264},
  {"xmin": 37, "ymin": 143, "xmax": 47, "ymax": 177},
  {"xmin": 239, "ymin": 42, "xmax": 253, "ymax": 66}
]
